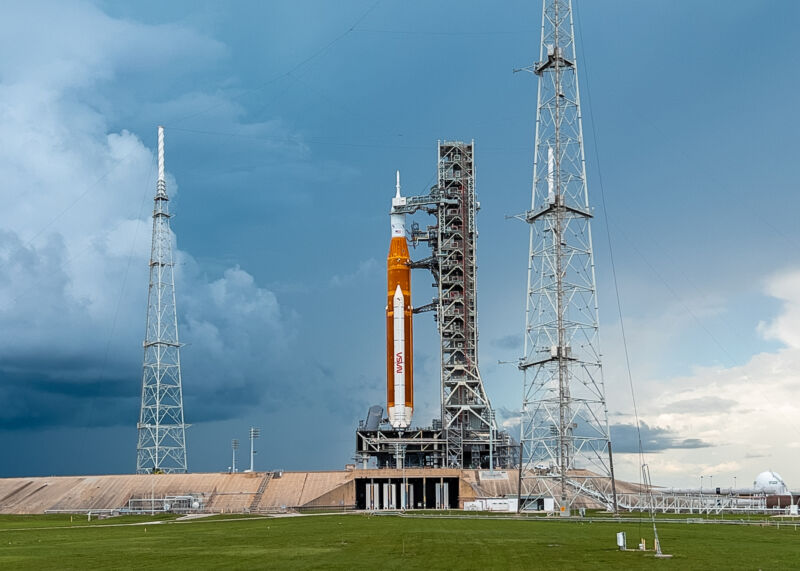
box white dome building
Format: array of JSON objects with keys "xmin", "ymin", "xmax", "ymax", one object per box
[{"xmin": 753, "ymin": 471, "xmax": 788, "ymax": 494}]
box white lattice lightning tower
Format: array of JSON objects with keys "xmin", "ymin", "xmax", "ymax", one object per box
[
  {"xmin": 518, "ymin": 0, "xmax": 616, "ymax": 512},
  {"xmin": 136, "ymin": 126, "xmax": 188, "ymax": 474}
]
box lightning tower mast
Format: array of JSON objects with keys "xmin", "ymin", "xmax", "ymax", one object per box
[
  {"xmin": 518, "ymin": 0, "xmax": 615, "ymax": 512},
  {"xmin": 136, "ymin": 126, "xmax": 188, "ymax": 474}
]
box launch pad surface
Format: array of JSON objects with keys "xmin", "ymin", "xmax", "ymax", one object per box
[
  {"xmin": 0, "ymin": 469, "xmax": 472, "ymax": 514},
  {"xmin": 0, "ymin": 468, "xmax": 636, "ymax": 515},
  {"xmin": 356, "ymin": 427, "xmax": 445, "ymax": 468},
  {"xmin": 355, "ymin": 426, "xmax": 517, "ymax": 470}
]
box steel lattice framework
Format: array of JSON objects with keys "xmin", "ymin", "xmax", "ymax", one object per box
[
  {"xmin": 136, "ymin": 126, "xmax": 188, "ymax": 474},
  {"xmin": 431, "ymin": 143, "xmax": 494, "ymax": 468},
  {"xmin": 518, "ymin": 0, "xmax": 616, "ymax": 513}
]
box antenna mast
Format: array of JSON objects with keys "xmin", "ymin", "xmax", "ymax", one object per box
[
  {"xmin": 518, "ymin": 0, "xmax": 615, "ymax": 513},
  {"xmin": 136, "ymin": 126, "xmax": 188, "ymax": 474}
]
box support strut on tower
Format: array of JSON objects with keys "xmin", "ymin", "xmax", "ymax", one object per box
[
  {"xmin": 517, "ymin": 0, "xmax": 616, "ymax": 513},
  {"xmin": 136, "ymin": 126, "xmax": 188, "ymax": 474}
]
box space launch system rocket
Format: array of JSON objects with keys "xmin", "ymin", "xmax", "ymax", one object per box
[{"xmin": 386, "ymin": 171, "xmax": 413, "ymax": 429}]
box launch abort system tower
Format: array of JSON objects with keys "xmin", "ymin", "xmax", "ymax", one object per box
[
  {"xmin": 356, "ymin": 141, "xmax": 514, "ymax": 469},
  {"xmin": 136, "ymin": 126, "xmax": 188, "ymax": 474},
  {"xmin": 517, "ymin": 0, "xmax": 616, "ymax": 512}
]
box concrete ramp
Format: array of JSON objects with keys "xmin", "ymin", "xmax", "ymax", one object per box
[
  {"xmin": 0, "ymin": 477, "xmax": 85, "ymax": 514},
  {"xmin": 0, "ymin": 473, "xmax": 264, "ymax": 514},
  {"xmin": 299, "ymin": 472, "xmax": 350, "ymax": 505},
  {"xmin": 257, "ymin": 471, "xmax": 353, "ymax": 510},
  {"xmin": 259, "ymin": 472, "xmax": 308, "ymax": 509}
]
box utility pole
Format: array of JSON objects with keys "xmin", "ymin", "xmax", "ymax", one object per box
[
  {"xmin": 136, "ymin": 126, "xmax": 188, "ymax": 474},
  {"xmin": 231, "ymin": 439, "xmax": 239, "ymax": 473},
  {"xmin": 517, "ymin": 0, "xmax": 615, "ymax": 513},
  {"xmin": 489, "ymin": 408, "xmax": 495, "ymax": 473}
]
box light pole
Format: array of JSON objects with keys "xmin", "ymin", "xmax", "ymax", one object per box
[
  {"xmin": 231, "ymin": 439, "xmax": 240, "ymax": 473},
  {"xmin": 401, "ymin": 444, "xmax": 407, "ymax": 510},
  {"xmin": 249, "ymin": 427, "xmax": 260, "ymax": 472},
  {"xmin": 700, "ymin": 475, "xmax": 703, "ymax": 493},
  {"xmin": 489, "ymin": 409, "xmax": 495, "ymax": 474},
  {"xmin": 710, "ymin": 475, "xmax": 713, "ymax": 492}
]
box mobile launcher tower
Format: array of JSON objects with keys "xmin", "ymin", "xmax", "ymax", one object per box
[{"xmin": 356, "ymin": 142, "xmax": 515, "ymax": 469}]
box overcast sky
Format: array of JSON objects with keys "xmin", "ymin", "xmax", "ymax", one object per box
[{"xmin": 0, "ymin": 0, "xmax": 798, "ymax": 489}]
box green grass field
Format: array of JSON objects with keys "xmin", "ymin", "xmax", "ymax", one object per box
[{"xmin": 1, "ymin": 513, "xmax": 798, "ymax": 569}]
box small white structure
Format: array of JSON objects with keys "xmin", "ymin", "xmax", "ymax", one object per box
[{"xmin": 463, "ymin": 498, "xmax": 518, "ymax": 512}]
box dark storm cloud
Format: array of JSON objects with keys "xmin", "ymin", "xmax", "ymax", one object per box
[
  {"xmin": 0, "ymin": 246, "xmax": 369, "ymax": 437},
  {"xmin": 0, "ymin": 257, "xmax": 297, "ymax": 433},
  {"xmin": 183, "ymin": 376, "xmax": 282, "ymax": 424},
  {"xmin": 0, "ymin": 351, "xmax": 300, "ymax": 431},
  {"xmin": 0, "ymin": 367, "xmax": 138, "ymax": 430},
  {"xmin": 610, "ymin": 421, "xmax": 712, "ymax": 454}
]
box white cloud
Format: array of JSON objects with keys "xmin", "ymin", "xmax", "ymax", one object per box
[
  {"xmin": 614, "ymin": 269, "xmax": 800, "ymax": 488},
  {"xmin": 0, "ymin": 1, "xmax": 225, "ymax": 90},
  {"xmin": 181, "ymin": 262, "xmax": 291, "ymax": 388},
  {"xmin": 758, "ymin": 270, "xmax": 800, "ymax": 349}
]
